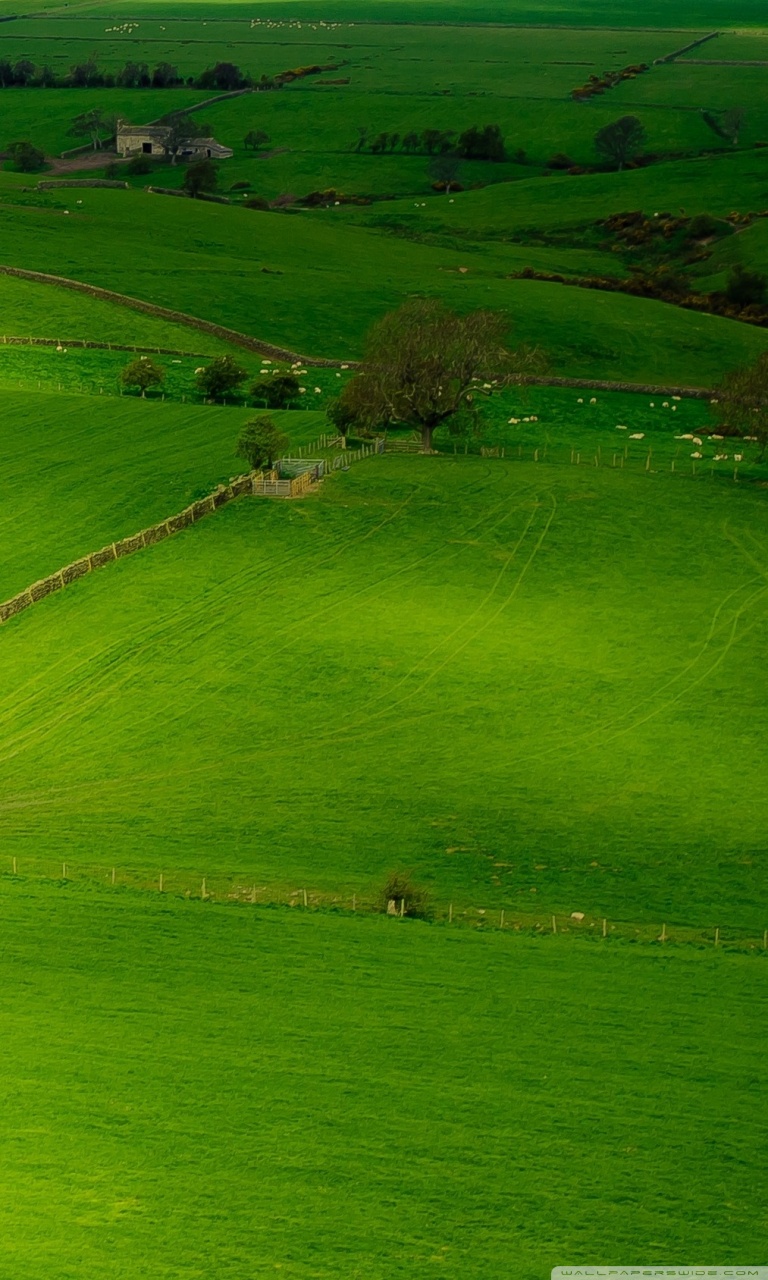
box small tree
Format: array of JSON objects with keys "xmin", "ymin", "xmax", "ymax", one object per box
[
  {"xmin": 13, "ymin": 59, "xmax": 36, "ymax": 86},
  {"xmin": 725, "ymin": 264, "xmax": 767, "ymax": 308},
  {"xmin": 152, "ymin": 61, "xmax": 181, "ymax": 88},
  {"xmin": 6, "ymin": 141, "xmax": 45, "ymax": 172},
  {"xmin": 457, "ymin": 124, "xmax": 506, "ymax": 161},
  {"xmin": 69, "ymin": 56, "xmax": 103, "ymax": 88},
  {"xmin": 327, "ymin": 396, "xmax": 359, "ymax": 446},
  {"xmin": 68, "ymin": 108, "xmax": 110, "ymax": 151},
  {"xmin": 197, "ymin": 61, "xmax": 246, "ymax": 91},
  {"xmin": 244, "ymin": 129, "xmax": 270, "ymax": 150},
  {"xmin": 336, "ymin": 299, "xmax": 546, "ymax": 453},
  {"xmin": 253, "ymin": 373, "xmax": 301, "ymax": 409},
  {"xmin": 594, "ymin": 115, "xmax": 646, "ymax": 170},
  {"xmin": 713, "ymin": 352, "xmax": 768, "ymax": 457},
  {"xmin": 183, "ymin": 157, "xmax": 218, "ymax": 197},
  {"xmin": 428, "ymin": 150, "xmax": 462, "ymax": 193},
  {"xmin": 701, "ymin": 107, "xmax": 745, "ymax": 146},
  {"xmin": 379, "ymin": 871, "xmax": 431, "ymax": 919},
  {"xmin": 235, "ymin": 415, "xmax": 288, "ymax": 470},
  {"xmin": 121, "ymin": 356, "xmax": 164, "ymax": 397},
  {"xmin": 401, "ymin": 131, "xmax": 420, "ymax": 153},
  {"xmin": 196, "ymin": 356, "xmax": 248, "ymax": 402},
  {"xmin": 162, "ymin": 111, "xmax": 211, "ymax": 165}
]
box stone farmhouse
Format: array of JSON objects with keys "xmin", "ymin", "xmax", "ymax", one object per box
[{"xmin": 116, "ymin": 121, "xmax": 233, "ymax": 161}]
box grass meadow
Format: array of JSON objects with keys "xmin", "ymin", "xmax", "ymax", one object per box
[
  {"xmin": 0, "ymin": 877, "xmax": 762, "ymax": 1280},
  {"xmin": 0, "ymin": 186, "xmax": 765, "ymax": 379},
  {"xmin": 0, "ymin": 5, "xmax": 765, "ymax": 1272},
  {"xmin": 1, "ymin": 454, "xmax": 767, "ymax": 930}
]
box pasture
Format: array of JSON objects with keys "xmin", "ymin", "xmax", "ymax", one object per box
[
  {"xmin": 0, "ymin": 4, "xmax": 765, "ymax": 1273},
  {"xmin": 0, "ymin": 877, "xmax": 762, "ymax": 1279},
  {"xmin": 0, "ymin": 186, "xmax": 765, "ymax": 379},
  {"xmin": 1, "ymin": 453, "xmax": 767, "ymax": 929}
]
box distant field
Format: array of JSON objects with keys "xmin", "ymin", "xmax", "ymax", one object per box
[
  {"xmin": 1, "ymin": 454, "xmax": 766, "ymax": 927},
  {"xmin": 0, "ymin": 878, "xmax": 762, "ymax": 1280},
  {"xmin": 0, "ymin": 271, "xmax": 238, "ymax": 351},
  {"xmin": 0, "ymin": 186, "xmax": 765, "ymax": 378},
  {"xmin": 16, "ymin": 0, "xmax": 767, "ymax": 27}
]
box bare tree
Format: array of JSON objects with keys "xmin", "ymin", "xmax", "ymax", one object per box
[
  {"xmin": 335, "ymin": 299, "xmax": 547, "ymax": 453},
  {"xmin": 713, "ymin": 352, "xmax": 768, "ymax": 457}
]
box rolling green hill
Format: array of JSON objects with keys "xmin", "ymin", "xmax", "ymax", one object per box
[
  {"xmin": 1, "ymin": 454, "xmax": 766, "ymax": 929},
  {"xmin": 0, "ymin": 185, "xmax": 764, "ymax": 378}
]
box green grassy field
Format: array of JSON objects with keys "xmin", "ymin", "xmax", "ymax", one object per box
[
  {"xmin": 0, "ymin": 184, "xmax": 765, "ymax": 378},
  {"xmin": 0, "ymin": 6, "xmax": 766, "ymax": 1273},
  {"xmin": 0, "ymin": 877, "xmax": 762, "ymax": 1280},
  {"xmin": 0, "ymin": 389, "xmax": 331, "ymax": 596},
  {"xmin": 1, "ymin": 453, "xmax": 767, "ymax": 929}
]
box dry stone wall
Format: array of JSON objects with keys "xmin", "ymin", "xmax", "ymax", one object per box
[
  {"xmin": 0, "ymin": 264, "xmax": 345, "ymax": 367},
  {"xmin": 0, "ymin": 469, "xmax": 314, "ymax": 626}
]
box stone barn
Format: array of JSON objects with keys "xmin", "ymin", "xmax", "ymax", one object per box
[{"xmin": 116, "ymin": 122, "xmax": 233, "ymax": 161}]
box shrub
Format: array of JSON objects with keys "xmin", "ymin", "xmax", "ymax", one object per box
[
  {"xmin": 253, "ymin": 373, "xmax": 300, "ymax": 408},
  {"xmin": 687, "ymin": 213, "xmax": 719, "ymax": 240},
  {"xmin": 6, "ymin": 140, "xmax": 46, "ymax": 172},
  {"xmin": 725, "ymin": 264, "xmax": 767, "ymax": 308},
  {"xmin": 243, "ymin": 194, "xmax": 270, "ymax": 210},
  {"xmin": 230, "ymin": 180, "xmax": 251, "ymax": 190},
  {"xmin": 546, "ymin": 152, "xmax": 575, "ymax": 170},
  {"xmin": 379, "ymin": 871, "xmax": 432, "ymax": 920},
  {"xmin": 126, "ymin": 154, "xmax": 153, "ymax": 175}
]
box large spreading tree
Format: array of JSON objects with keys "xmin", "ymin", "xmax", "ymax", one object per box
[{"xmin": 334, "ymin": 299, "xmax": 546, "ymax": 453}]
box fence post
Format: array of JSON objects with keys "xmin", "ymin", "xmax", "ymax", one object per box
[
  {"xmin": 714, "ymin": 927, "xmax": 719, "ymax": 946},
  {"xmin": 159, "ymin": 873, "xmax": 164, "ymax": 893},
  {"xmin": 400, "ymin": 898, "xmax": 405, "ymax": 918},
  {"xmin": 201, "ymin": 877, "xmax": 207, "ymax": 900},
  {"xmin": 660, "ymin": 922, "xmax": 666, "ymax": 942},
  {"xmin": 602, "ymin": 917, "xmax": 607, "ymax": 937},
  {"xmin": 352, "ymin": 894, "xmax": 356, "ymax": 911},
  {"xmin": 62, "ymin": 863, "xmax": 67, "ymax": 880},
  {"xmin": 111, "ymin": 866, "xmax": 116, "ymax": 885},
  {"xmin": 500, "ymin": 909, "xmax": 505, "ymax": 929},
  {"xmin": 551, "ymin": 914, "xmax": 557, "ymax": 934},
  {"xmin": 448, "ymin": 902, "xmax": 453, "ymax": 923},
  {"xmin": 12, "ymin": 857, "xmax": 16, "ymax": 875},
  {"xmin": 302, "ymin": 888, "xmax": 308, "ymax": 907}
]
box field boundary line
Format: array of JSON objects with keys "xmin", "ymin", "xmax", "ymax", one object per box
[
  {"xmin": 0, "ymin": 266, "xmax": 724, "ymax": 397},
  {"xmin": 0, "ymin": 265, "xmax": 345, "ymax": 368},
  {"xmin": 0, "ymin": 334, "xmax": 218, "ymax": 358},
  {"xmin": 0, "ymin": 469, "xmax": 316, "ymax": 627},
  {"xmin": 0, "ymin": 860, "xmax": 764, "ymax": 953}
]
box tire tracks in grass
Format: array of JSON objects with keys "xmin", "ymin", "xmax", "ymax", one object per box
[
  {"xmin": 0, "ymin": 470, "xmax": 535, "ymax": 782},
  {"xmin": 0, "ymin": 469, "xmax": 543, "ymax": 805},
  {"xmin": 0, "ymin": 480, "xmax": 425, "ymax": 771}
]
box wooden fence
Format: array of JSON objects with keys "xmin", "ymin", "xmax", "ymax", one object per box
[{"xmin": 0, "ymin": 854, "xmax": 764, "ymax": 953}]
